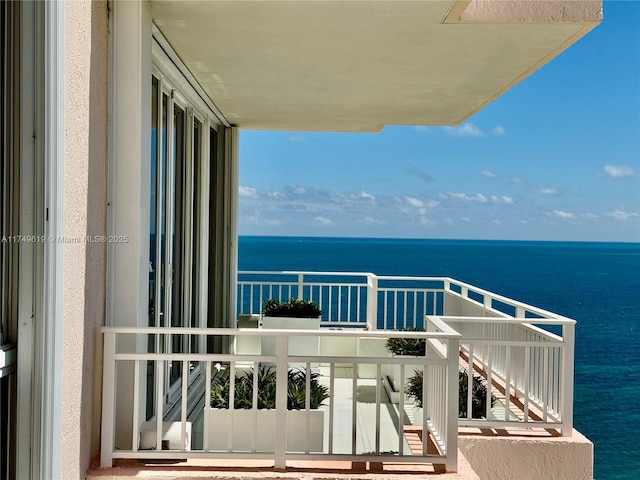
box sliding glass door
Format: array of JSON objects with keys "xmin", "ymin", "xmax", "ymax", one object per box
[{"xmin": 147, "ymin": 46, "xmax": 223, "ymax": 418}]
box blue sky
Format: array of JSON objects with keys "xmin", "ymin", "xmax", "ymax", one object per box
[{"xmin": 239, "ymin": 1, "xmax": 640, "ymax": 242}]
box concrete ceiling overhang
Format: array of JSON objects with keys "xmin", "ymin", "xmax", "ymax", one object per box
[{"xmin": 151, "ymin": 0, "xmax": 602, "ymax": 132}]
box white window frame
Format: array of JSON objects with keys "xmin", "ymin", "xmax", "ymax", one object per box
[{"xmin": 151, "ymin": 32, "xmax": 224, "ymax": 409}]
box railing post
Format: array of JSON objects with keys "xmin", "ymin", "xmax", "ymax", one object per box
[
  {"xmin": 366, "ymin": 273, "xmax": 378, "ymax": 330},
  {"xmin": 297, "ymin": 273, "xmax": 304, "ymax": 300},
  {"xmin": 100, "ymin": 331, "xmax": 116, "ymax": 467},
  {"xmin": 442, "ymin": 279, "xmax": 450, "ymax": 316},
  {"xmin": 274, "ymin": 334, "xmax": 288, "ymax": 468},
  {"xmin": 446, "ymin": 335, "xmax": 459, "ymax": 473},
  {"xmin": 483, "ymin": 294, "xmax": 492, "ymax": 311},
  {"xmin": 561, "ymin": 322, "xmax": 575, "ymax": 436}
]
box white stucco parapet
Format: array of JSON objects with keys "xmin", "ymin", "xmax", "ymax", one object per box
[{"xmin": 458, "ymin": 428, "xmax": 593, "ymax": 480}]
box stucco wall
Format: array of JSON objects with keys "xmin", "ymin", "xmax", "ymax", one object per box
[
  {"xmin": 459, "ymin": 430, "xmax": 593, "ymax": 480},
  {"xmin": 63, "ymin": 1, "xmax": 109, "ymax": 478},
  {"xmin": 460, "ymin": 0, "xmax": 602, "ymax": 23}
]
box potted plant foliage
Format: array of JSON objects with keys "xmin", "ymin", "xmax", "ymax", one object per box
[
  {"xmin": 262, "ymin": 298, "xmax": 322, "ymax": 319},
  {"xmin": 261, "ymin": 298, "xmax": 322, "ymax": 358},
  {"xmin": 405, "ymin": 368, "xmax": 494, "ymax": 425},
  {"xmin": 207, "ymin": 364, "xmax": 329, "ymax": 452},
  {"xmin": 385, "ymin": 328, "xmax": 494, "ymax": 421},
  {"xmin": 383, "ymin": 327, "xmax": 425, "ymax": 403}
]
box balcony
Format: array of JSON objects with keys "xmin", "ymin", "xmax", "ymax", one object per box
[{"xmin": 100, "ymin": 272, "xmax": 576, "ymax": 474}]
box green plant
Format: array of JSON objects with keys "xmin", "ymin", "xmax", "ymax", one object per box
[
  {"xmin": 385, "ymin": 328, "xmax": 494, "ymax": 418},
  {"xmin": 405, "ymin": 368, "xmax": 494, "ymax": 418},
  {"xmin": 405, "ymin": 369, "xmax": 425, "ymax": 408},
  {"xmin": 385, "ymin": 327, "xmax": 426, "ymax": 356},
  {"xmin": 262, "ymin": 298, "xmax": 322, "ymax": 318},
  {"xmin": 210, "ymin": 364, "xmax": 329, "ymax": 410}
]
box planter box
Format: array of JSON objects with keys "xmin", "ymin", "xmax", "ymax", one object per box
[
  {"xmin": 235, "ymin": 314, "xmax": 261, "ymax": 355},
  {"xmin": 207, "ymin": 408, "xmax": 324, "ymax": 452},
  {"xmin": 261, "ymin": 316, "xmax": 321, "ymax": 360},
  {"xmin": 319, "ymin": 334, "xmax": 356, "ymax": 366},
  {"xmin": 356, "ymin": 337, "xmax": 390, "ymax": 379}
]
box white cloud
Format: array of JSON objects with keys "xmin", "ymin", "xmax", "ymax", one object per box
[
  {"xmin": 360, "ymin": 191, "xmax": 376, "ymax": 201},
  {"xmin": 604, "ymin": 165, "xmax": 638, "ymax": 178},
  {"xmin": 244, "ymin": 214, "xmax": 281, "ymax": 227},
  {"xmin": 314, "ymin": 216, "xmax": 333, "ymax": 225},
  {"xmin": 263, "ymin": 218, "xmax": 281, "ymax": 226},
  {"xmin": 239, "ymin": 185, "xmax": 258, "ymax": 198},
  {"xmin": 582, "ymin": 213, "xmax": 598, "ymax": 219},
  {"xmin": 443, "ymin": 123, "xmax": 506, "ymax": 138},
  {"xmin": 359, "ymin": 216, "xmax": 385, "ymax": 225},
  {"xmin": 413, "ymin": 126, "xmax": 430, "ymax": 132},
  {"xmin": 606, "ymin": 210, "xmax": 639, "ymax": 221},
  {"xmin": 482, "ymin": 170, "xmax": 496, "ymax": 178},
  {"xmin": 287, "ymin": 135, "xmax": 305, "ymax": 142},
  {"xmin": 446, "ymin": 192, "xmax": 489, "ymax": 203},
  {"xmin": 488, "ymin": 195, "xmax": 513, "ymax": 204},
  {"xmin": 444, "ymin": 122, "xmax": 485, "ymax": 137},
  {"xmin": 406, "ymin": 197, "xmax": 424, "ymax": 208},
  {"xmin": 293, "ymin": 186, "xmax": 307, "ymax": 194},
  {"xmin": 551, "ymin": 210, "xmax": 575, "ymax": 219},
  {"xmin": 539, "ymin": 188, "xmax": 557, "ymax": 195}
]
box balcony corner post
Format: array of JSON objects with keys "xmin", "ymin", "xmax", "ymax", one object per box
[
  {"xmin": 274, "ymin": 334, "xmax": 288, "ymax": 468},
  {"xmin": 562, "ymin": 322, "xmax": 575, "ymax": 436},
  {"xmin": 445, "ymin": 335, "xmax": 459, "ymax": 473},
  {"xmin": 100, "ymin": 331, "xmax": 116, "ymax": 467}
]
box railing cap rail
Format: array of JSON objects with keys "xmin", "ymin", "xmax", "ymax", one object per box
[
  {"xmin": 444, "ymin": 278, "xmax": 574, "ymax": 322},
  {"xmin": 101, "ymin": 325, "xmax": 461, "ymax": 338},
  {"xmin": 238, "ymin": 270, "xmax": 376, "ymax": 277},
  {"xmin": 433, "ymin": 315, "xmax": 576, "ymax": 325}
]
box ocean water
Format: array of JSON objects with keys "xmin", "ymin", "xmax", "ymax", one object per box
[{"xmin": 238, "ymin": 236, "xmax": 640, "ymax": 480}]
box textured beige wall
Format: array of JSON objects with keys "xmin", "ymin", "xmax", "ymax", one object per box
[
  {"xmin": 459, "ymin": 430, "xmax": 593, "ymax": 480},
  {"xmin": 460, "ymin": 0, "xmax": 602, "ymax": 23},
  {"xmin": 63, "ymin": 1, "xmax": 108, "ymax": 478}
]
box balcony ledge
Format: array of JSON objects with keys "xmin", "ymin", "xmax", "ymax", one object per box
[{"xmin": 86, "ymin": 449, "xmax": 480, "ymax": 480}]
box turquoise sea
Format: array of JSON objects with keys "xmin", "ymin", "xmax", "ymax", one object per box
[{"xmin": 238, "ymin": 236, "xmax": 640, "ymax": 480}]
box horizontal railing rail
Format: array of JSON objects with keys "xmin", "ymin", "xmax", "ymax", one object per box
[{"xmin": 101, "ymin": 327, "xmax": 460, "ymax": 471}]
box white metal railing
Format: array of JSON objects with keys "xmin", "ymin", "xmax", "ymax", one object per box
[
  {"xmin": 101, "ymin": 273, "xmax": 577, "ymax": 471},
  {"xmin": 237, "ymin": 271, "xmax": 375, "ymax": 328},
  {"xmin": 101, "ymin": 326, "xmax": 460, "ymax": 471},
  {"xmin": 237, "ymin": 271, "xmax": 447, "ymax": 330},
  {"xmin": 236, "ymin": 271, "xmax": 576, "ymax": 434},
  {"xmin": 436, "ymin": 316, "xmax": 575, "ymax": 435}
]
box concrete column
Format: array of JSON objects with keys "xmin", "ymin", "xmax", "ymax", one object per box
[{"xmin": 62, "ymin": 1, "xmax": 109, "ymax": 477}]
